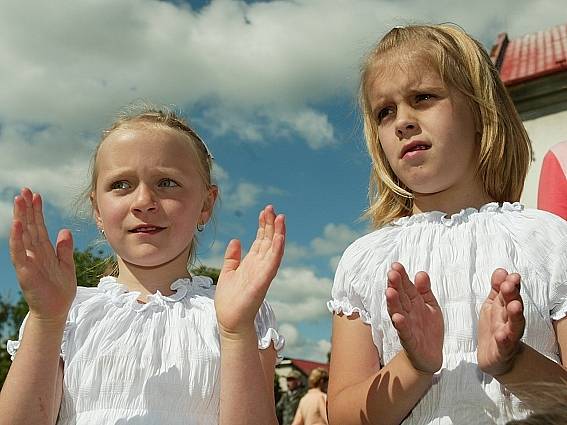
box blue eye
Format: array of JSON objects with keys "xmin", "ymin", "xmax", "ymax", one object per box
[
  {"xmin": 111, "ymin": 181, "xmax": 130, "ymax": 190},
  {"xmin": 158, "ymin": 179, "xmax": 179, "ymax": 188}
]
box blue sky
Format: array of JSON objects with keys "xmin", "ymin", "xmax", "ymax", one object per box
[{"xmin": 1, "ymin": 0, "xmax": 566, "ymax": 361}]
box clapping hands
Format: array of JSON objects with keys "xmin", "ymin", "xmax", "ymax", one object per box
[
  {"xmin": 214, "ymin": 205, "xmax": 285, "ymax": 339},
  {"xmin": 9, "ymin": 188, "xmax": 77, "ymax": 323}
]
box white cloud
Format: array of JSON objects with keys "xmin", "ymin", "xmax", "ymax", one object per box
[
  {"xmin": 267, "ymin": 266, "xmax": 332, "ymax": 323},
  {"xmin": 278, "ymin": 322, "xmax": 331, "ymax": 362},
  {"xmin": 223, "ymin": 182, "xmax": 263, "ymax": 211},
  {"xmin": 310, "ymin": 223, "xmax": 360, "ymax": 256},
  {"xmin": 0, "ymin": 200, "xmax": 12, "ymax": 238},
  {"xmin": 0, "ymin": 0, "xmax": 565, "ymax": 225}
]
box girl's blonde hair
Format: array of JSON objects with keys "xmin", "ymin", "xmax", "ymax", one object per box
[
  {"xmin": 360, "ymin": 24, "xmax": 532, "ymax": 228},
  {"xmin": 87, "ymin": 104, "xmax": 216, "ymax": 273}
]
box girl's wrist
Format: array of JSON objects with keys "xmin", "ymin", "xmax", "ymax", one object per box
[
  {"xmin": 28, "ymin": 311, "xmax": 68, "ymax": 330},
  {"xmin": 218, "ymin": 323, "xmax": 257, "ymax": 345},
  {"xmin": 488, "ymin": 342, "xmax": 525, "ymax": 378}
]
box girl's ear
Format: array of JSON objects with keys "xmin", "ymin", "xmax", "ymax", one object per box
[
  {"xmin": 200, "ymin": 185, "xmax": 219, "ymax": 224},
  {"xmin": 90, "ymin": 192, "xmax": 103, "ymax": 229}
]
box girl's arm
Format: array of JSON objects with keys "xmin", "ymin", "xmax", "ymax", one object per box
[
  {"xmin": 0, "ymin": 324, "xmax": 64, "ymax": 425},
  {"xmin": 328, "ymin": 262, "xmax": 443, "ymax": 425},
  {"xmin": 328, "ymin": 314, "xmax": 436, "ymax": 425},
  {"xmin": 215, "ymin": 205, "xmax": 285, "ymax": 425},
  {"xmin": 478, "ymin": 269, "xmax": 567, "ymax": 398},
  {"xmin": 219, "ymin": 334, "xmax": 278, "ymax": 425},
  {"xmin": 0, "ymin": 188, "xmax": 76, "ymax": 425}
]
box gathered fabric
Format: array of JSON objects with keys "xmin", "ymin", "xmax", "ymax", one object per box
[
  {"xmin": 8, "ymin": 275, "xmax": 284, "ymax": 425},
  {"xmin": 328, "ymin": 202, "xmax": 567, "ymax": 425}
]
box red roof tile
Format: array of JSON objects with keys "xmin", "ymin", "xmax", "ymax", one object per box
[
  {"xmin": 491, "ymin": 23, "xmax": 567, "ymax": 86},
  {"xmin": 290, "ymin": 359, "xmax": 328, "ymax": 376}
]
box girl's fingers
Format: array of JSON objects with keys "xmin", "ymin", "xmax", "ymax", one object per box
[
  {"xmin": 415, "ymin": 272, "xmax": 439, "ymax": 307},
  {"xmin": 274, "ymin": 213, "xmax": 286, "ymax": 238},
  {"xmin": 9, "ymin": 219, "xmax": 27, "ymax": 267},
  {"xmin": 488, "ymin": 268, "xmax": 508, "ymax": 301},
  {"xmin": 22, "ymin": 188, "xmax": 39, "ymax": 244},
  {"xmin": 14, "ymin": 195, "xmax": 32, "ymax": 249},
  {"xmin": 220, "ymin": 239, "xmax": 242, "ymax": 275},
  {"xmin": 259, "ymin": 205, "xmax": 276, "ymax": 254},
  {"xmin": 386, "ymin": 282, "xmax": 404, "ymax": 317},
  {"xmin": 55, "ymin": 229, "xmax": 74, "ymax": 267},
  {"xmin": 250, "ymin": 209, "xmax": 266, "ymax": 255},
  {"xmin": 33, "ymin": 193, "xmax": 50, "ymax": 244}
]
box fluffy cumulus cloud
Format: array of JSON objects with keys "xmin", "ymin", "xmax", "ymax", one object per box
[
  {"xmin": 278, "ymin": 322, "xmax": 331, "ymax": 362},
  {"xmin": 1, "ymin": 0, "xmax": 566, "ymax": 233},
  {"xmin": 310, "ymin": 223, "xmax": 361, "ymax": 257},
  {"xmin": 267, "ymin": 266, "xmax": 332, "ymax": 323}
]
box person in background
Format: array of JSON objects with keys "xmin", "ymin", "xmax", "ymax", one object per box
[
  {"xmin": 538, "ymin": 141, "xmax": 567, "ymax": 220},
  {"xmin": 277, "ymin": 370, "xmax": 306, "ymax": 425},
  {"xmin": 291, "ymin": 367, "xmax": 329, "ymax": 425}
]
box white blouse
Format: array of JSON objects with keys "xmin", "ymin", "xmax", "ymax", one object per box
[
  {"xmin": 328, "ymin": 203, "xmax": 567, "ymax": 425},
  {"xmin": 8, "ymin": 275, "xmax": 284, "ymax": 425}
]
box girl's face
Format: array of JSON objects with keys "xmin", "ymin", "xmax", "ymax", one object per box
[
  {"xmin": 369, "ymin": 61, "xmax": 484, "ymax": 210},
  {"xmin": 92, "ymin": 126, "xmax": 215, "ymax": 270}
]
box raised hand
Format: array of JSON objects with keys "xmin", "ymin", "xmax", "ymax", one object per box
[
  {"xmin": 386, "ymin": 262, "xmax": 444, "ymax": 374},
  {"xmin": 9, "ymin": 188, "xmax": 77, "ymax": 322},
  {"xmin": 215, "ymin": 205, "xmax": 285, "ymax": 339},
  {"xmin": 477, "ymin": 268, "xmax": 525, "ymax": 376}
]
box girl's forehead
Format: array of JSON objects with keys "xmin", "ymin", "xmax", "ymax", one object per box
[
  {"xmin": 96, "ymin": 126, "xmax": 196, "ymax": 169},
  {"xmin": 368, "ymin": 59, "xmax": 445, "ymax": 100}
]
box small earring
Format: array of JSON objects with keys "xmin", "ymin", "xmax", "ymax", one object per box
[
  {"xmin": 197, "ymin": 222, "xmax": 205, "ymax": 232},
  {"xmin": 99, "ymin": 227, "xmax": 105, "ymax": 237}
]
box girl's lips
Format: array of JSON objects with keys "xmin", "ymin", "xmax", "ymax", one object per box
[
  {"xmin": 129, "ymin": 226, "xmax": 166, "ymax": 234},
  {"xmin": 401, "ymin": 141, "xmax": 431, "ymax": 159}
]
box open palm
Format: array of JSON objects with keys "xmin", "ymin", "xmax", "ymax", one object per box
[
  {"xmin": 9, "ymin": 188, "xmax": 77, "ymax": 322},
  {"xmin": 215, "ymin": 205, "xmax": 285, "ymax": 337},
  {"xmin": 478, "ymin": 268, "xmax": 525, "ymax": 376},
  {"xmin": 386, "ymin": 262, "xmax": 444, "ymax": 374}
]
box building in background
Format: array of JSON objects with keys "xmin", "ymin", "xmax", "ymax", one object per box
[
  {"xmin": 275, "ymin": 357, "xmax": 329, "ymax": 391},
  {"xmin": 490, "ymin": 22, "xmax": 567, "ymax": 211}
]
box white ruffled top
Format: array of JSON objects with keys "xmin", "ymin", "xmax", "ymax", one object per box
[
  {"xmin": 328, "ymin": 203, "xmax": 567, "ymax": 424},
  {"xmin": 8, "ymin": 275, "xmax": 284, "ymax": 425}
]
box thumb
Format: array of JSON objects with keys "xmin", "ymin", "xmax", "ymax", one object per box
[
  {"xmin": 221, "ymin": 239, "xmax": 241, "ymax": 275},
  {"xmin": 56, "ymin": 229, "xmax": 74, "ymax": 267}
]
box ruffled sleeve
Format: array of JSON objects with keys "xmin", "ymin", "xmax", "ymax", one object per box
[
  {"xmin": 254, "ymin": 300, "xmax": 285, "ymax": 361},
  {"xmin": 6, "ymin": 286, "xmax": 98, "ymax": 362},
  {"xmin": 6, "ymin": 313, "xmax": 30, "ymax": 361},
  {"xmin": 546, "ymin": 214, "xmax": 567, "ymax": 321},
  {"xmin": 327, "ymin": 244, "xmax": 372, "ymax": 324}
]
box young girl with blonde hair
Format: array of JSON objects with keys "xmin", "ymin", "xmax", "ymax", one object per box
[
  {"xmin": 327, "ymin": 24, "xmax": 567, "ymax": 424},
  {"xmin": 0, "ymin": 107, "xmax": 285, "ymax": 425}
]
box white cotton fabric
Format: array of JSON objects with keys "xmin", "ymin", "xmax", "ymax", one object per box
[
  {"xmin": 8, "ymin": 275, "xmax": 284, "ymax": 425},
  {"xmin": 328, "ymin": 202, "xmax": 567, "ymax": 425}
]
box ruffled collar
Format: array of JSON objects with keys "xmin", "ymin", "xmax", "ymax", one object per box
[
  {"xmin": 392, "ymin": 202, "xmax": 523, "ymax": 227},
  {"xmin": 97, "ymin": 275, "xmax": 213, "ymax": 312}
]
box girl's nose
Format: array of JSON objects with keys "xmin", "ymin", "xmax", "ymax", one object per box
[
  {"xmin": 131, "ymin": 185, "xmax": 158, "ymax": 213},
  {"xmin": 395, "ymin": 108, "xmax": 419, "ymax": 139}
]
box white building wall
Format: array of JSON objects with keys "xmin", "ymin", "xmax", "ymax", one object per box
[{"xmin": 520, "ymin": 109, "xmax": 567, "ymax": 208}]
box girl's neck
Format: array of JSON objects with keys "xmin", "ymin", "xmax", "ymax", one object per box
[
  {"xmin": 412, "ymin": 179, "xmax": 495, "ymax": 216},
  {"xmin": 116, "ymin": 256, "xmax": 191, "ymax": 298}
]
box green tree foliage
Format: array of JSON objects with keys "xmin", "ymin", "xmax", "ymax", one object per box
[{"xmin": 191, "ymin": 265, "xmax": 220, "ymax": 284}]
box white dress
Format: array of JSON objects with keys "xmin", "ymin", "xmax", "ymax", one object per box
[
  {"xmin": 8, "ymin": 275, "xmax": 285, "ymax": 425},
  {"xmin": 328, "ymin": 202, "xmax": 567, "ymax": 425}
]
